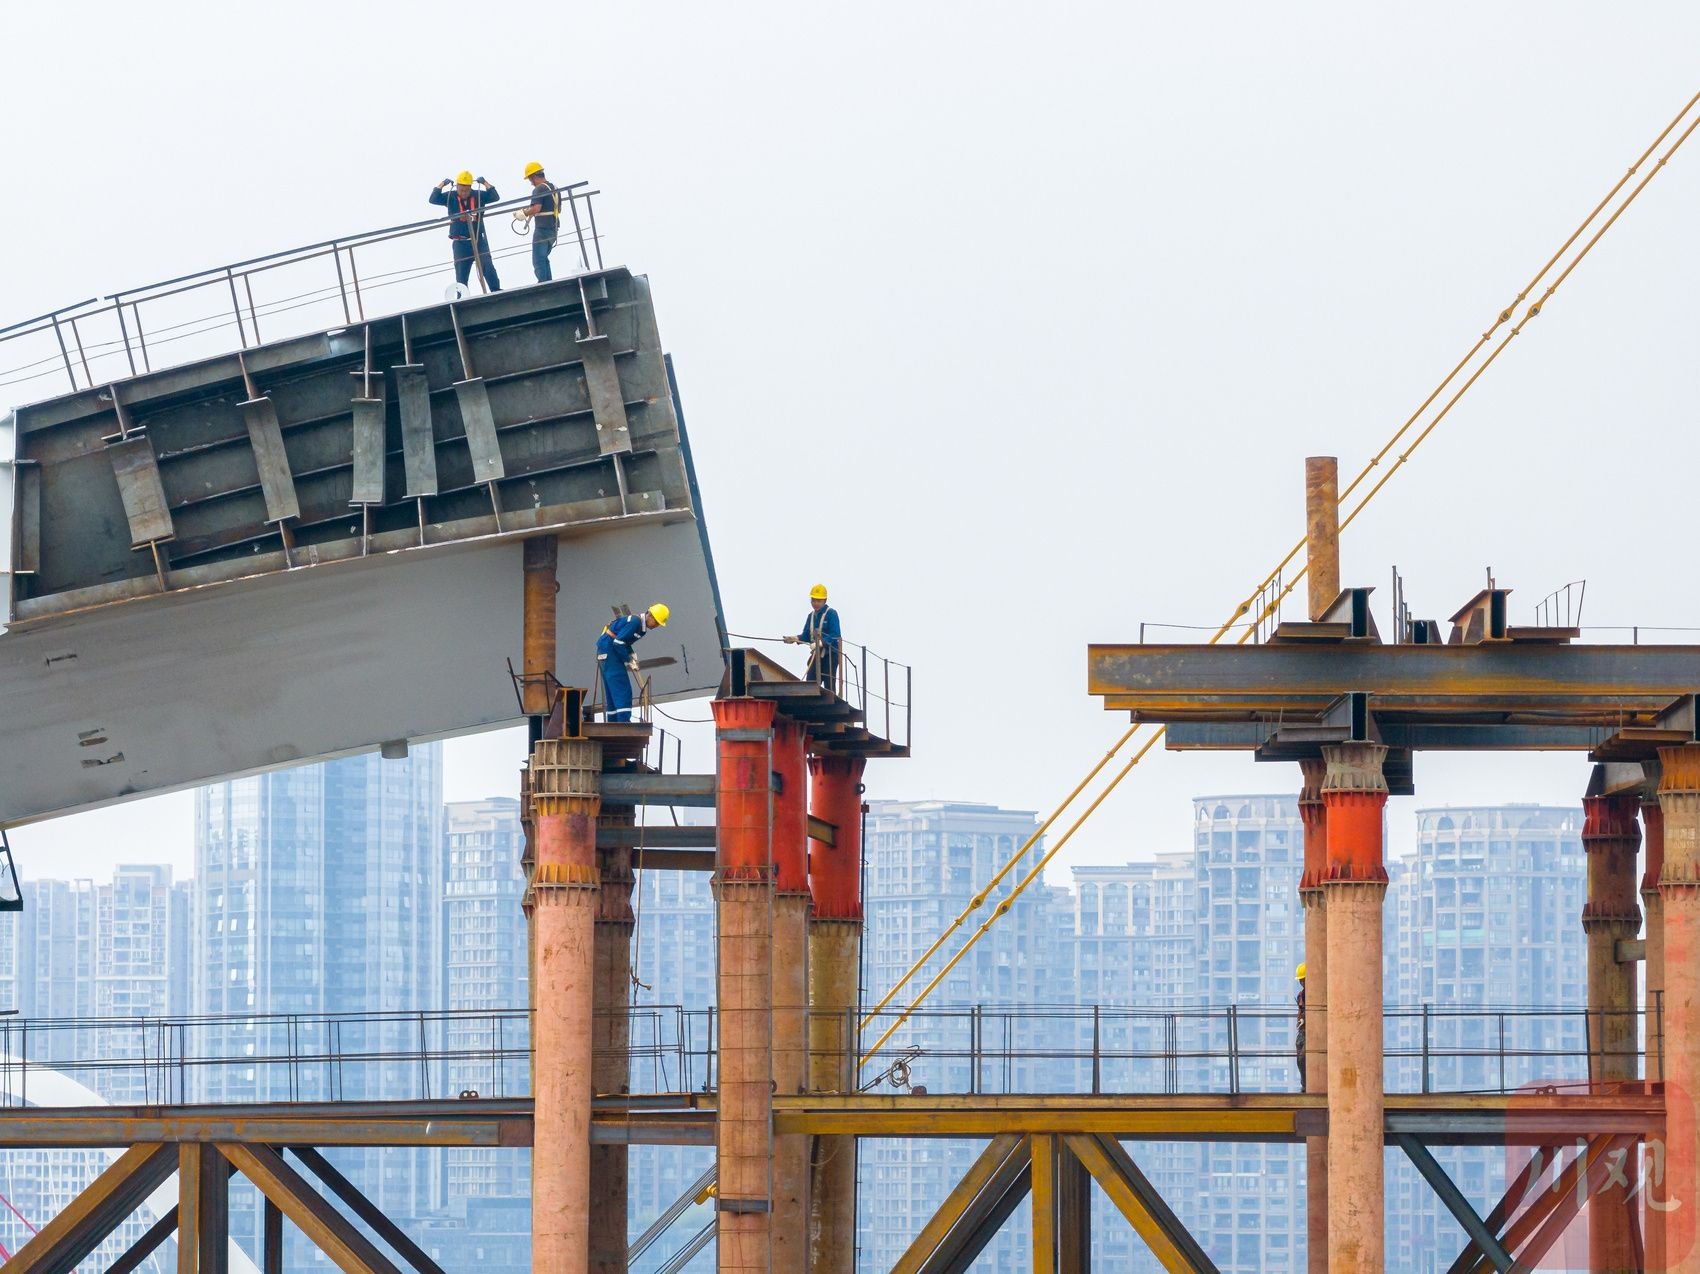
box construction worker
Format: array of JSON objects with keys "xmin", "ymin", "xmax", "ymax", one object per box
[
  {"xmin": 784, "ymin": 583, "xmax": 841, "ymax": 690},
  {"xmin": 428, "ymin": 171, "xmax": 502, "ymax": 292},
  {"xmin": 597, "ymin": 603, "xmax": 669, "ymax": 722},
  {"xmin": 518, "ymin": 162, "xmax": 561, "ymax": 283},
  {"xmin": 1294, "ymin": 962, "xmax": 1307, "ymax": 1088}
]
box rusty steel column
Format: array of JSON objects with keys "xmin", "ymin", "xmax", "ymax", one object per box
[
  {"xmin": 529, "ymin": 736, "xmax": 603, "ymax": 1274},
  {"xmin": 1642, "ymin": 770, "xmax": 1666, "ymax": 1274},
  {"xmin": 1582, "ymin": 789, "xmax": 1642, "ymax": 1273},
  {"xmin": 1298, "ymin": 756, "xmax": 1328, "ymax": 1274},
  {"xmin": 590, "ymin": 801, "xmax": 635, "ymax": 1274},
  {"xmin": 1658, "ymin": 745, "xmax": 1700, "ymax": 1264},
  {"xmin": 522, "ymin": 536, "xmax": 560, "ymax": 716},
  {"xmin": 808, "ymin": 753, "xmax": 866, "ymax": 1274},
  {"xmin": 1320, "ymin": 741, "xmax": 1387, "ymax": 1273},
  {"xmin": 1304, "ymin": 457, "xmax": 1340, "ymax": 621},
  {"xmin": 770, "ymin": 719, "xmax": 812, "ymax": 1267},
  {"xmin": 713, "ymin": 697, "xmax": 777, "ymax": 1271}
]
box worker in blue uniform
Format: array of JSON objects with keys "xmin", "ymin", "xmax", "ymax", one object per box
[
  {"xmin": 429, "ymin": 171, "xmax": 502, "ymax": 292},
  {"xmin": 784, "ymin": 583, "xmax": 840, "ymax": 690},
  {"xmin": 597, "ymin": 603, "xmax": 669, "ymax": 721}
]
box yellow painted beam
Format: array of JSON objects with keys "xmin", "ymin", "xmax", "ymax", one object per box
[
  {"xmin": 891, "ymin": 1133, "xmax": 1025, "ymax": 1274},
  {"xmin": 1031, "ymin": 1134, "xmax": 1057, "ymax": 1274},
  {"xmin": 177, "ymin": 1144, "xmax": 201, "ymax": 1274},
  {"xmin": 1065, "ymin": 1134, "xmax": 1193, "ymax": 1274},
  {"xmin": 5, "ymin": 1143, "xmax": 174, "ymax": 1274},
  {"xmin": 219, "ymin": 1144, "xmax": 401, "ymax": 1274},
  {"xmin": 777, "ymin": 1109, "xmax": 1301, "ymax": 1137}
]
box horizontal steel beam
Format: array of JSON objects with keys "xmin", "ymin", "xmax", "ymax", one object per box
[
  {"xmin": 598, "ymin": 773, "xmax": 716, "ymax": 807},
  {"xmin": 1091, "ymin": 643, "xmax": 1700, "ymax": 706},
  {"xmin": 0, "ymin": 1100, "xmax": 532, "ymax": 1148},
  {"xmin": 1167, "ymin": 721, "xmax": 1613, "ymax": 752}
]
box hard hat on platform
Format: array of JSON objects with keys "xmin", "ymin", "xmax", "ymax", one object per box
[
  {"xmin": 456, "ymin": 170, "xmax": 475, "ymax": 185},
  {"xmin": 648, "ymin": 603, "xmax": 670, "ymax": 626},
  {"xmin": 1295, "ymin": 962, "xmax": 1306, "ymax": 981},
  {"xmin": 523, "ymin": 161, "xmax": 545, "ymax": 178},
  {"xmin": 809, "ymin": 583, "xmax": 829, "ymax": 601}
]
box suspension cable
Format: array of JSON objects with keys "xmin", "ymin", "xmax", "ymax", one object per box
[
  {"xmin": 1211, "ymin": 87, "xmax": 1700, "ymax": 645},
  {"xmin": 858, "ymin": 86, "xmax": 1700, "ymax": 1067}
]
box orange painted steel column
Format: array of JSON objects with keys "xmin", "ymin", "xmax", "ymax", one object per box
[
  {"xmin": 808, "ymin": 752, "xmax": 865, "ymax": 1274},
  {"xmin": 529, "ymin": 736, "xmax": 602, "ymax": 1274},
  {"xmin": 590, "ymin": 802, "xmax": 635, "ymax": 1274},
  {"xmin": 770, "ymin": 719, "xmax": 812, "ymax": 1267},
  {"xmin": 521, "ymin": 536, "xmax": 560, "ymax": 716},
  {"xmin": 1658, "ymin": 745, "xmax": 1700, "ymax": 1266},
  {"xmin": 1298, "ymin": 756, "xmax": 1328, "ymax": 1274},
  {"xmin": 1582, "ymin": 790, "xmax": 1642, "ymax": 1273},
  {"xmin": 1642, "ymin": 774, "xmax": 1667, "ymax": 1273},
  {"xmin": 714, "ymin": 697, "xmax": 777, "ymax": 1271},
  {"xmin": 1320, "ymin": 741, "xmax": 1387, "ymax": 1273},
  {"xmin": 1304, "ymin": 457, "xmax": 1340, "ymax": 621}
]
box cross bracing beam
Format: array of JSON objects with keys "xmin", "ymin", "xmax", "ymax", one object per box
[
  {"xmin": 4, "ymin": 1142, "xmax": 176, "ymax": 1274},
  {"xmin": 219, "ymin": 1143, "xmax": 404, "ymax": 1274},
  {"xmin": 1393, "ymin": 1134, "xmax": 1514, "ymax": 1272}
]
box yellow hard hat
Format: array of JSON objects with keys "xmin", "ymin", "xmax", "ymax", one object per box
[
  {"xmin": 523, "ymin": 161, "xmax": 545, "ymax": 179},
  {"xmin": 648, "ymin": 603, "xmax": 670, "ymax": 626},
  {"xmin": 1295, "ymin": 962, "xmax": 1306, "ymax": 981},
  {"xmin": 809, "ymin": 583, "xmax": 829, "ymax": 601},
  {"xmin": 456, "ymin": 170, "xmax": 474, "ymax": 186}
]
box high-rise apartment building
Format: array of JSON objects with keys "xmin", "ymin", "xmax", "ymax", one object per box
[
  {"xmin": 860, "ymin": 799, "xmax": 1072, "ymax": 1273},
  {"xmin": 1183, "ymin": 795, "xmax": 1308, "ymax": 1272},
  {"xmin": 0, "ymin": 865, "xmax": 192, "ymax": 1272},
  {"xmin": 443, "ymin": 797, "xmax": 530, "ymax": 1203},
  {"xmin": 191, "ymin": 745, "xmax": 444, "ymax": 1262},
  {"xmin": 1383, "ymin": 805, "xmax": 1587, "ymax": 1271}
]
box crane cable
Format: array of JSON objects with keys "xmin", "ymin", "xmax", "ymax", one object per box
[
  {"xmin": 858, "ymin": 87, "xmax": 1700, "ymax": 1068},
  {"xmin": 1213, "ymin": 86, "xmax": 1700, "ymax": 647}
]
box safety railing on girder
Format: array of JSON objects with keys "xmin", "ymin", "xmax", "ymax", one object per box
[
  {"xmin": 0, "ymin": 999, "xmax": 1658, "ymax": 1109},
  {"xmin": 0, "ymin": 181, "xmax": 606, "ymax": 409},
  {"xmin": 724, "ymin": 630, "xmax": 913, "ymax": 751}
]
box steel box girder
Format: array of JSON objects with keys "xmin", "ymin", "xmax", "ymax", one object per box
[{"xmin": 1090, "ymin": 643, "xmax": 1700, "ymax": 716}]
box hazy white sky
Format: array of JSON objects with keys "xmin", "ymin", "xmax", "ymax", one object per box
[{"xmin": 2, "ymin": 2, "xmax": 1697, "ymax": 883}]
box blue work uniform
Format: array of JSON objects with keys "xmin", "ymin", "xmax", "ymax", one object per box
[
  {"xmin": 597, "ymin": 613, "xmax": 649, "ymax": 721},
  {"xmin": 428, "ymin": 184, "xmax": 502, "ymax": 291},
  {"xmin": 799, "ymin": 605, "xmax": 841, "ymax": 690}
]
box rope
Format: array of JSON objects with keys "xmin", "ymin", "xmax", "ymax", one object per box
[
  {"xmin": 1213, "ymin": 86, "xmax": 1700, "ymax": 646},
  {"xmin": 857, "ymin": 86, "xmax": 1700, "ymax": 1068}
]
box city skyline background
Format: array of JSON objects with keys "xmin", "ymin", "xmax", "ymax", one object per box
[
  {"xmin": 6, "ymin": 1, "xmax": 1700, "ymax": 883},
  {"xmin": 0, "ymin": 753, "xmax": 1614, "ymax": 1271}
]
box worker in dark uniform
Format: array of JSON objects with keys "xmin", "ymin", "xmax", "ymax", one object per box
[
  {"xmin": 518, "ymin": 161, "xmax": 561, "ymax": 283},
  {"xmin": 784, "ymin": 583, "xmax": 841, "ymax": 690},
  {"xmin": 1294, "ymin": 962, "xmax": 1307, "ymax": 1088},
  {"xmin": 429, "ymin": 171, "xmax": 502, "ymax": 292},
  {"xmin": 597, "ymin": 603, "xmax": 669, "ymax": 722}
]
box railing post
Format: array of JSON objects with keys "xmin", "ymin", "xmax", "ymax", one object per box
[
  {"xmin": 225, "ymin": 269, "xmax": 249, "ymax": 349},
  {"xmin": 47, "ymin": 315, "xmax": 77, "ymax": 391},
  {"xmin": 971, "ymin": 1005, "xmax": 981, "ymax": 1094},
  {"xmin": 1228, "ymin": 1005, "xmax": 1240, "ymax": 1095},
  {"xmin": 1421, "ymin": 1004, "xmax": 1431, "ymax": 1094},
  {"xmin": 111, "ymin": 299, "xmax": 137, "ymax": 376},
  {"xmin": 330, "ymin": 244, "xmax": 353, "ymax": 325},
  {"xmin": 1091, "ymin": 1006, "xmax": 1102, "ymax": 1095},
  {"xmin": 1498, "ymin": 1012, "xmax": 1507, "ymax": 1094}
]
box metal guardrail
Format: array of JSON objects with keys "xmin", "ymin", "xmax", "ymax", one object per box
[
  {"xmin": 0, "ymin": 183, "xmax": 605, "ymax": 408},
  {"xmin": 0, "ymin": 1002, "xmax": 1653, "ymax": 1109}
]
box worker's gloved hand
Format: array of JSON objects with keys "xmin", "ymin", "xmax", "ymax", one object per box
[
  {"xmin": 441, "ymin": 177, "xmax": 452, "ymax": 187},
  {"xmin": 626, "ymin": 659, "xmax": 640, "ymax": 673},
  {"xmin": 783, "ymin": 635, "xmax": 798, "ymax": 644},
  {"xmin": 476, "ymin": 177, "xmax": 487, "ymax": 186}
]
